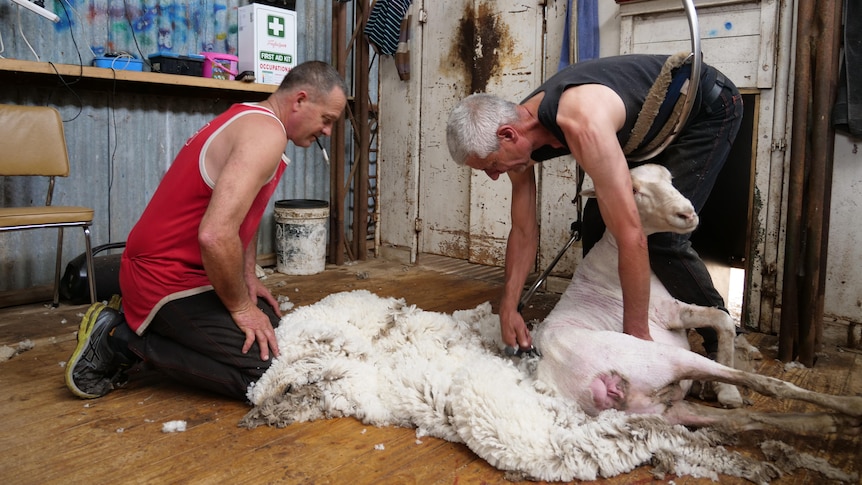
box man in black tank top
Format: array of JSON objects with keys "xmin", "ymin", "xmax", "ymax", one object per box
[{"xmin": 446, "ymin": 54, "xmax": 743, "ymax": 356}]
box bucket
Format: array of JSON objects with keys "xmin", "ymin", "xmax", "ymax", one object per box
[
  {"xmin": 201, "ymin": 52, "xmax": 239, "ymax": 80},
  {"xmin": 274, "ymin": 199, "xmax": 330, "ymax": 275}
]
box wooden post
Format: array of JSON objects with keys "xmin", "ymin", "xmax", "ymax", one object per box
[
  {"xmin": 329, "ymin": 2, "xmax": 348, "ymax": 266},
  {"xmin": 352, "ymin": 1, "xmax": 371, "ymax": 260},
  {"xmin": 779, "ymin": 0, "xmax": 842, "ymax": 365}
]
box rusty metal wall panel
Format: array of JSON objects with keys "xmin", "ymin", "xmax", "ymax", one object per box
[{"xmin": 0, "ymin": 1, "xmax": 335, "ymax": 293}]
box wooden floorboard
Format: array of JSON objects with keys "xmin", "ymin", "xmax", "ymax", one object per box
[{"xmin": 0, "ymin": 256, "xmax": 859, "ymax": 484}]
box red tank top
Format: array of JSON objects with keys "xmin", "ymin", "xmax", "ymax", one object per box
[{"xmin": 120, "ymin": 103, "xmax": 289, "ymax": 333}]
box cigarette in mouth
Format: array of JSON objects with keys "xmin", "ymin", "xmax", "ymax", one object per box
[{"xmin": 315, "ymin": 137, "xmax": 330, "ymax": 165}]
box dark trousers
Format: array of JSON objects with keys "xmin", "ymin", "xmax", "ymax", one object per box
[
  {"xmin": 127, "ymin": 290, "xmax": 280, "ymax": 401},
  {"xmin": 582, "ymin": 70, "xmax": 744, "ymax": 353}
]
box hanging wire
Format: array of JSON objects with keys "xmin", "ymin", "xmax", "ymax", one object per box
[{"xmin": 15, "ymin": 6, "xmax": 42, "ymax": 61}]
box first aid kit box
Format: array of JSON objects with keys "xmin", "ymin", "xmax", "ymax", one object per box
[{"xmin": 238, "ymin": 3, "xmax": 298, "ymax": 85}]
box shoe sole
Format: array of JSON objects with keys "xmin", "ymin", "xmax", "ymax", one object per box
[{"xmin": 65, "ymin": 302, "xmax": 109, "ymax": 399}]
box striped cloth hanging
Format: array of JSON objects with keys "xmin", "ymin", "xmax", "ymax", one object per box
[{"xmin": 364, "ymin": 0, "xmax": 413, "ymax": 56}]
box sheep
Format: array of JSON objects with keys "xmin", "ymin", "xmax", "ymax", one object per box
[{"xmin": 532, "ymin": 164, "xmax": 862, "ymax": 434}]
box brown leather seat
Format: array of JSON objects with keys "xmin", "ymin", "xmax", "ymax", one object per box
[{"xmin": 0, "ymin": 104, "xmax": 96, "ymax": 306}]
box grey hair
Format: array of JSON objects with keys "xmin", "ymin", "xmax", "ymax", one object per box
[{"xmin": 446, "ymin": 93, "xmax": 520, "ymax": 165}]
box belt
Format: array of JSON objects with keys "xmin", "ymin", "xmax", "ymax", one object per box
[{"xmin": 704, "ymin": 71, "xmax": 727, "ymax": 107}]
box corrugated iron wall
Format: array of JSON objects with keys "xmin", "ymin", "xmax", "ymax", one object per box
[{"xmin": 0, "ymin": 0, "xmax": 342, "ymax": 292}]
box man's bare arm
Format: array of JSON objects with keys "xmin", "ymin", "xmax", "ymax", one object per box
[
  {"xmin": 499, "ymin": 167, "xmax": 539, "ymax": 349},
  {"xmin": 556, "ymin": 85, "xmax": 652, "ymax": 339},
  {"xmin": 199, "ymin": 114, "xmax": 287, "ymax": 358}
]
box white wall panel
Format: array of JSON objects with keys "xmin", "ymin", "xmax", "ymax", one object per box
[{"xmin": 825, "ymin": 134, "xmax": 862, "ymax": 324}]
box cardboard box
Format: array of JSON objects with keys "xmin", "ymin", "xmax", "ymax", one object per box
[{"xmin": 238, "ymin": 3, "xmax": 297, "ymax": 85}]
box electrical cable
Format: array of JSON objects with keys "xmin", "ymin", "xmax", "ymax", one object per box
[
  {"xmin": 59, "ymin": 0, "xmax": 97, "ymax": 59},
  {"xmin": 122, "ymin": 0, "xmax": 152, "ymax": 70},
  {"xmin": 56, "ymin": 0, "xmax": 84, "ymax": 75},
  {"xmin": 106, "ymin": 52, "xmax": 136, "ymax": 70},
  {"xmin": 45, "ymin": 3, "xmax": 85, "ymax": 122},
  {"xmin": 15, "ymin": 6, "xmax": 41, "ymax": 61},
  {"xmin": 107, "ymin": 67, "xmax": 119, "ymax": 238},
  {"xmin": 46, "ymin": 62, "xmax": 84, "ymax": 121}
]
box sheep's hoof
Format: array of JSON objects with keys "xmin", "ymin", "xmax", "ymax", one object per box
[{"xmin": 716, "ymin": 383, "xmax": 744, "ymax": 408}]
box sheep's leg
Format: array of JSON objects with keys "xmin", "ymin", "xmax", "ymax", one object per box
[
  {"xmin": 669, "ymin": 304, "xmax": 743, "ymax": 408},
  {"xmin": 663, "ymin": 400, "xmax": 861, "ymax": 435},
  {"xmin": 673, "ymin": 355, "xmax": 862, "ymax": 418},
  {"xmin": 673, "ymin": 304, "xmax": 737, "ymax": 365},
  {"xmin": 595, "ymin": 333, "xmax": 862, "ymax": 419}
]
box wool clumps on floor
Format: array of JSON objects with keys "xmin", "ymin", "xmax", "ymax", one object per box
[
  {"xmin": 162, "ymin": 420, "xmax": 187, "ymax": 433},
  {"xmin": 0, "ymin": 339, "xmax": 34, "ymax": 362}
]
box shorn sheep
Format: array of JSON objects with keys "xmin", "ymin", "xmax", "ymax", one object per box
[{"xmin": 534, "ymin": 163, "xmax": 862, "ymax": 434}]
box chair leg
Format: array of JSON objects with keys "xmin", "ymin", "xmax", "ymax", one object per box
[
  {"xmin": 83, "ymin": 225, "xmax": 96, "ymax": 305},
  {"xmin": 53, "ymin": 227, "xmax": 64, "ymax": 307}
]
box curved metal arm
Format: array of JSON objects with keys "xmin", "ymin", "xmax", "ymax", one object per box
[{"xmin": 628, "ymin": 0, "xmax": 701, "ymax": 162}]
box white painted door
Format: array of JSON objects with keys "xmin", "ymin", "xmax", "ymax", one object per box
[
  {"xmin": 418, "ymin": 0, "xmax": 548, "ymax": 266},
  {"xmin": 618, "ymin": 0, "xmax": 785, "ymax": 332}
]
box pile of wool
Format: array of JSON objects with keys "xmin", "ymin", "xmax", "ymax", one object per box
[{"xmin": 241, "ymin": 290, "xmax": 831, "ymax": 483}]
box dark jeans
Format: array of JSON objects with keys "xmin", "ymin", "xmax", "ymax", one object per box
[
  {"xmin": 582, "ymin": 69, "xmax": 744, "ymax": 353},
  {"xmin": 127, "ymin": 290, "xmax": 280, "ymax": 401}
]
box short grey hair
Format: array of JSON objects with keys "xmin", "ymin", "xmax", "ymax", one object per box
[{"xmin": 446, "ymin": 93, "xmax": 519, "ymax": 165}]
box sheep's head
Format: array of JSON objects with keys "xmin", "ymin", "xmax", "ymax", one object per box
[
  {"xmin": 629, "ymin": 164, "xmax": 698, "ymax": 236},
  {"xmin": 581, "ymin": 164, "xmax": 698, "ymax": 236}
]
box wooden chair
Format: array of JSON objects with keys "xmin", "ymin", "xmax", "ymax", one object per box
[{"xmin": 0, "ymin": 104, "xmax": 96, "ymax": 306}]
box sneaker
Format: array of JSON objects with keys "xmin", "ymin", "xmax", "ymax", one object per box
[{"xmin": 65, "ymin": 302, "xmax": 133, "ymax": 399}]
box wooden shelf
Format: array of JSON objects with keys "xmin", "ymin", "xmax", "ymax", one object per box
[{"xmin": 0, "ymin": 58, "xmax": 277, "ymax": 101}]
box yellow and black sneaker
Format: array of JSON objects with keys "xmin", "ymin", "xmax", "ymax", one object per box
[{"xmin": 65, "ymin": 302, "xmax": 134, "ymax": 399}]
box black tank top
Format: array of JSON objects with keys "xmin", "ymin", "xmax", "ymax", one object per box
[{"xmin": 524, "ymin": 54, "xmax": 717, "ymax": 162}]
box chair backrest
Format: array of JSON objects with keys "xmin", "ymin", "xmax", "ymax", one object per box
[{"xmin": 0, "ymin": 104, "xmax": 71, "ymax": 177}]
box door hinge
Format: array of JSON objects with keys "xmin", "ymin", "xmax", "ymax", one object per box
[
  {"xmin": 414, "ymin": 218, "xmax": 423, "ymax": 232},
  {"xmin": 771, "ymin": 138, "xmax": 787, "ymax": 152}
]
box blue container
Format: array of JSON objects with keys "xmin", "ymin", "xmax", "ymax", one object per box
[{"xmin": 92, "ymin": 56, "xmax": 144, "ymax": 71}]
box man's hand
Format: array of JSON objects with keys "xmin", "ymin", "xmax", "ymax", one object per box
[
  {"xmin": 624, "ymin": 323, "xmax": 653, "ymax": 341},
  {"xmin": 500, "ymin": 306, "xmax": 532, "ymax": 350},
  {"xmin": 231, "ymin": 302, "xmax": 280, "ymax": 361},
  {"xmin": 245, "ymin": 272, "xmax": 283, "ymax": 319}
]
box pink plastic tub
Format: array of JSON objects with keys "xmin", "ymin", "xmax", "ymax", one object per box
[{"xmin": 201, "ymin": 52, "xmax": 238, "ymax": 80}]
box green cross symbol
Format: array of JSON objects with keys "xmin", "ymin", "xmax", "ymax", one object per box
[{"xmin": 267, "ymin": 15, "xmax": 285, "ymax": 38}]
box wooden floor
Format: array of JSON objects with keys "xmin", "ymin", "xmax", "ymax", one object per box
[{"xmin": 1, "ymin": 255, "xmax": 860, "ymax": 484}]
